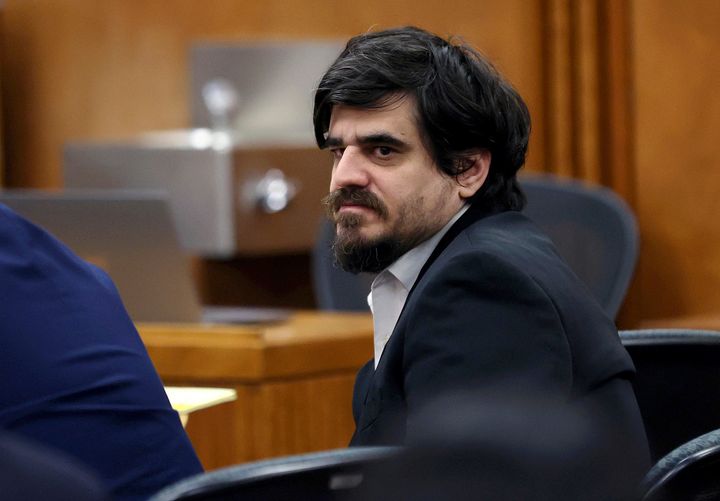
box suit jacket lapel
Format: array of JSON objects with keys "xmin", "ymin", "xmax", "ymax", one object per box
[
  {"xmin": 406, "ymin": 202, "xmax": 497, "ymax": 309},
  {"xmin": 355, "ymin": 203, "xmax": 506, "ymax": 413}
]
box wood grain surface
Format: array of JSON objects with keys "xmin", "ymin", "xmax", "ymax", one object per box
[{"xmin": 138, "ymin": 312, "xmax": 373, "ymax": 469}]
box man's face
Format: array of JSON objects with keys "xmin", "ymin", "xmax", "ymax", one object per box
[{"xmin": 322, "ymin": 95, "xmax": 465, "ymax": 273}]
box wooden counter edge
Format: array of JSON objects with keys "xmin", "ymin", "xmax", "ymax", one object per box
[{"xmin": 137, "ymin": 311, "xmax": 374, "ymax": 382}]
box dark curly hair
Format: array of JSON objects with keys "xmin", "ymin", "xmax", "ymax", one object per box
[{"xmin": 313, "ymin": 26, "xmax": 530, "ymax": 210}]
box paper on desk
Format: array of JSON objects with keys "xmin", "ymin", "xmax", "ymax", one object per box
[{"xmin": 164, "ymin": 386, "xmax": 237, "ymax": 414}]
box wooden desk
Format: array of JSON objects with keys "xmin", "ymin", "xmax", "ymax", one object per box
[{"xmin": 138, "ymin": 311, "xmax": 373, "ymax": 470}]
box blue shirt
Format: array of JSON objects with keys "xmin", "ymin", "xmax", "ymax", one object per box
[{"xmin": 0, "ymin": 203, "xmax": 203, "ymax": 500}]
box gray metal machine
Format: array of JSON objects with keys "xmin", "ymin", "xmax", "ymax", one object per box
[{"xmin": 64, "ymin": 41, "xmax": 343, "ymax": 257}]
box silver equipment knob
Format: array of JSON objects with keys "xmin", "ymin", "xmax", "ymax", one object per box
[
  {"xmin": 202, "ymin": 78, "xmax": 240, "ymax": 126},
  {"xmin": 202, "ymin": 79, "xmax": 240, "ymax": 151},
  {"xmin": 250, "ymin": 169, "xmax": 300, "ymax": 213}
]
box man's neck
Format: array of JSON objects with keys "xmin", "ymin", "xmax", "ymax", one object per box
[{"xmin": 385, "ymin": 203, "xmax": 470, "ymax": 291}]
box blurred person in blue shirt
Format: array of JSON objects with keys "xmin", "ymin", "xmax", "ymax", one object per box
[{"xmin": 0, "ymin": 203, "xmax": 203, "ymax": 500}]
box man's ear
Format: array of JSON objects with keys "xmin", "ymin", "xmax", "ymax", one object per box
[{"xmin": 456, "ymin": 150, "xmax": 491, "ymax": 199}]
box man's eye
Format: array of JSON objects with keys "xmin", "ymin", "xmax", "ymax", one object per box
[
  {"xmin": 375, "ymin": 146, "xmax": 394, "ymax": 157},
  {"xmin": 330, "ymin": 148, "xmax": 344, "ymax": 160}
]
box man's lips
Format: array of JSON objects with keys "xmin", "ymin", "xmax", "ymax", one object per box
[
  {"xmin": 334, "ymin": 204, "xmax": 379, "ymax": 227},
  {"xmin": 337, "ymin": 203, "xmax": 375, "ymax": 213}
]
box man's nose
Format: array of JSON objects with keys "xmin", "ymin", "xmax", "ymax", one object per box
[{"xmin": 330, "ymin": 148, "xmax": 370, "ymax": 190}]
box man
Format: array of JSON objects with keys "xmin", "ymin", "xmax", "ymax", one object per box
[
  {"xmin": 0, "ymin": 203, "xmax": 203, "ymax": 500},
  {"xmin": 315, "ymin": 26, "xmax": 649, "ymax": 477}
]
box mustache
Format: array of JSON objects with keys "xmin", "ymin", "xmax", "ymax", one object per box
[{"xmin": 321, "ymin": 188, "xmax": 389, "ymax": 220}]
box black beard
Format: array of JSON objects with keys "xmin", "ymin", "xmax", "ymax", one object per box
[
  {"xmin": 331, "ymin": 212, "xmax": 434, "ymax": 274},
  {"xmin": 332, "ymin": 232, "xmax": 408, "ymax": 274},
  {"xmin": 322, "ymin": 187, "xmax": 399, "ymax": 273},
  {"xmin": 322, "ymin": 187, "xmax": 440, "ymax": 273}
]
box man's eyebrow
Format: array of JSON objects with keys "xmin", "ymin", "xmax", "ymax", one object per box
[
  {"xmin": 357, "ymin": 133, "xmax": 408, "ymax": 149},
  {"xmin": 324, "ymin": 133, "xmax": 409, "ymax": 150},
  {"xmin": 324, "ymin": 136, "xmax": 344, "ymax": 148}
]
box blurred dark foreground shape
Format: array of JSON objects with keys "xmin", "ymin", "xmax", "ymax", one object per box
[
  {"xmin": 0, "ymin": 431, "xmax": 109, "ymax": 501},
  {"xmin": 150, "ymin": 388, "xmax": 649, "ymax": 500},
  {"xmin": 354, "ymin": 389, "xmax": 649, "ymax": 501}
]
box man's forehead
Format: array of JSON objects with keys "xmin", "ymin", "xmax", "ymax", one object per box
[{"xmin": 327, "ymin": 98, "xmax": 421, "ymax": 142}]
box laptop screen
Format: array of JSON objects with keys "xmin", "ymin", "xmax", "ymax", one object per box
[{"xmin": 0, "ymin": 190, "xmax": 203, "ymax": 323}]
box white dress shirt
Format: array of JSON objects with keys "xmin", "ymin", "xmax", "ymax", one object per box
[{"xmin": 368, "ymin": 205, "xmax": 469, "ymax": 367}]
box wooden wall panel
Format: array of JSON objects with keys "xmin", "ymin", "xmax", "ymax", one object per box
[
  {"xmin": 571, "ymin": 0, "xmax": 601, "ymax": 183},
  {"xmin": 598, "ymin": 0, "xmax": 635, "ymax": 201},
  {"xmin": 542, "ymin": 0, "xmax": 574, "ymax": 178},
  {"xmin": 632, "ymin": 0, "xmax": 720, "ymax": 320},
  {"xmin": 1, "ymin": 0, "xmax": 546, "ymax": 188},
  {"xmin": 540, "ymin": 0, "xmax": 634, "ymax": 195}
]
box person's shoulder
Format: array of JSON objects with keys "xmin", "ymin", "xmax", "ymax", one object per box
[
  {"xmin": 428, "ymin": 210, "xmax": 597, "ymax": 310},
  {"xmin": 1, "ymin": 202, "xmax": 68, "ymax": 254},
  {"xmin": 464, "ymin": 210, "xmax": 552, "ymax": 252},
  {"xmin": 436, "ymin": 211, "xmax": 554, "ymax": 272},
  {"xmin": 0, "ymin": 202, "xmax": 33, "ymax": 240},
  {"xmin": 0, "ymin": 202, "xmax": 97, "ymax": 282}
]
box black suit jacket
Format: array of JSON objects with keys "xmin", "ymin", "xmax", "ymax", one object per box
[{"xmin": 350, "ymin": 205, "xmax": 645, "ymax": 451}]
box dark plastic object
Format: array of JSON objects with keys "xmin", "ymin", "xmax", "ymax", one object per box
[
  {"xmin": 641, "ymin": 428, "xmax": 720, "ymax": 501},
  {"xmin": 521, "ymin": 174, "xmax": 638, "ymax": 319},
  {"xmin": 619, "ymin": 329, "xmax": 720, "ymax": 462},
  {"xmin": 148, "ymin": 447, "xmax": 400, "ymax": 501}
]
